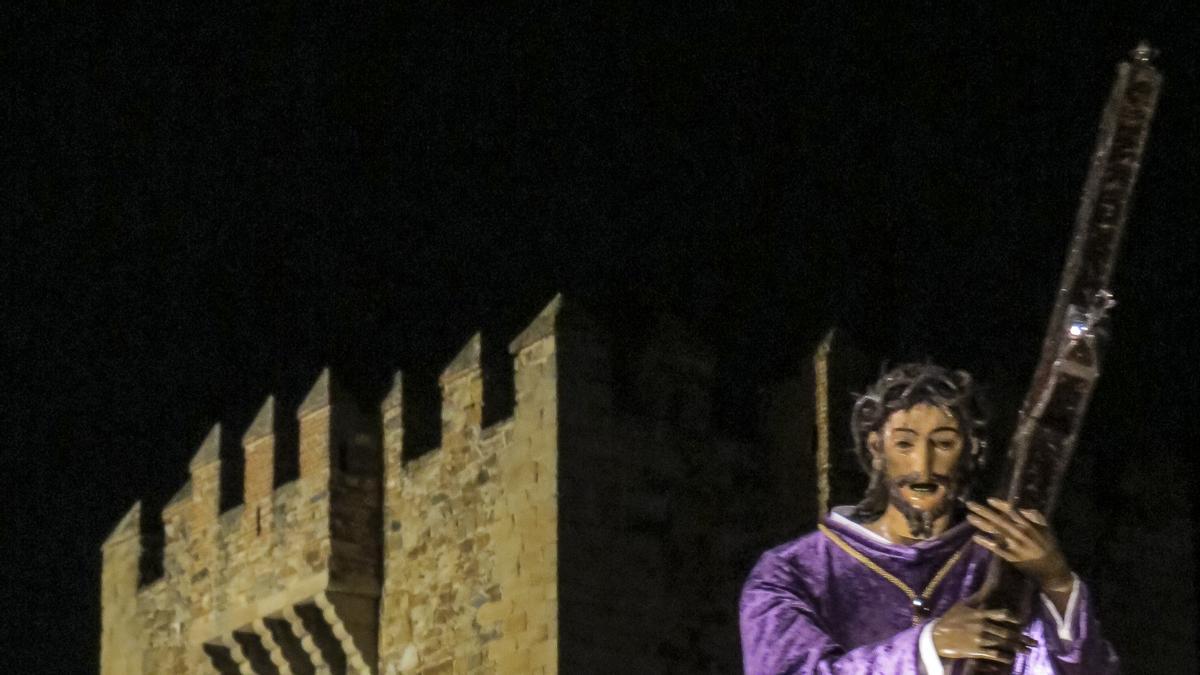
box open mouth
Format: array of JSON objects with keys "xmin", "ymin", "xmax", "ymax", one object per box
[{"xmin": 907, "ymin": 482, "xmax": 941, "ymax": 494}]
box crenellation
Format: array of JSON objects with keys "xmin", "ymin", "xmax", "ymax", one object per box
[
  {"xmin": 439, "ymin": 332, "xmax": 485, "ymax": 451},
  {"xmin": 103, "ymin": 293, "xmax": 808, "ymax": 674},
  {"xmin": 440, "ymin": 332, "xmax": 483, "ymax": 383},
  {"xmin": 381, "ymin": 370, "xmax": 404, "ymax": 470},
  {"xmin": 190, "ymin": 422, "xmax": 223, "ymax": 471},
  {"xmin": 298, "ymin": 370, "xmax": 337, "ymax": 486},
  {"xmin": 103, "ymin": 499, "xmax": 143, "ymax": 550},
  {"xmin": 101, "ymin": 502, "xmax": 149, "ymax": 674},
  {"xmin": 188, "ymin": 422, "xmax": 223, "ymax": 533},
  {"xmin": 243, "ymin": 394, "xmax": 278, "ymax": 510}
]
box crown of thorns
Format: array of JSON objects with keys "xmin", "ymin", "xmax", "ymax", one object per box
[{"xmin": 849, "ymin": 362, "xmax": 989, "ymax": 475}]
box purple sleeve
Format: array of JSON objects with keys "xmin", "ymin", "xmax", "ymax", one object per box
[
  {"xmin": 1028, "ymin": 578, "xmax": 1120, "ymax": 675},
  {"xmin": 739, "ymin": 551, "xmax": 924, "ymax": 674}
]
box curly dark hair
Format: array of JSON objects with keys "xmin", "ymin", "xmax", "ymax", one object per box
[{"xmin": 849, "ymin": 362, "xmax": 989, "ymax": 522}]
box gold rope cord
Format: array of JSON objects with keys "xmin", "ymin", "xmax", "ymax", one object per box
[
  {"xmin": 814, "ymin": 330, "xmax": 833, "ymax": 516},
  {"xmin": 818, "ymin": 523, "xmax": 970, "ymax": 626}
]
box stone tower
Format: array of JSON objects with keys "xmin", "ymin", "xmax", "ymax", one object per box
[{"xmin": 100, "ymin": 295, "xmax": 818, "ymax": 674}]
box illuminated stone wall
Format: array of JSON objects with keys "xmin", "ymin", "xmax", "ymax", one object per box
[{"xmin": 100, "ymin": 295, "xmax": 812, "ymax": 674}]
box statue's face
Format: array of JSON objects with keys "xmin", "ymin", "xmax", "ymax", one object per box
[{"xmin": 869, "ymin": 402, "xmax": 964, "ymax": 519}]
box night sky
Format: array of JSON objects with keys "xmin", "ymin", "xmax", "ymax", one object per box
[{"xmin": 5, "ymin": 3, "xmax": 1198, "ymax": 673}]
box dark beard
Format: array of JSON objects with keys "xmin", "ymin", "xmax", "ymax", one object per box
[{"xmin": 885, "ymin": 473, "xmax": 958, "ymax": 539}]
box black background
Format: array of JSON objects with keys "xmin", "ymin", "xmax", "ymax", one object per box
[{"xmin": 4, "ymin": 3, "xmax": 1198, "ymax": 672}]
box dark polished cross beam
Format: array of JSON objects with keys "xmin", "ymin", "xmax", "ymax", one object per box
[{"xmin": 961, "ymin": 43, "xmax": 1163, "ymax": 675}]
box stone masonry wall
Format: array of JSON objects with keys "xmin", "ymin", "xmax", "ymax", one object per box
[
  {"xmin": 101, "ymin": 294, "xmax": 809, "ymax": 674},
  {"xmin": 376, "ymin": 339, "xmax": 510, "ymax": 673},
  {"xmin": 101, "ymin": 369, "xmax": 384, "ymax": 674},
  {"xmin": 100, "ymin": 504, "xmax": 145, "ymax": 675},
  {"xmin": 377, "ymin": 302, "xmax": 563, "ymax": 674}
]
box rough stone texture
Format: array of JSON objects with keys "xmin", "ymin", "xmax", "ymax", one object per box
[
  {"xmin": 100, "ymin": 295, "xmax": 815, "ymax": 674},
  {"xmin": 100, "ymin": 502, "xmax": 145, "ymax": 675},
  {"xmin": 102, "ymin": 368, "xmax": 384, "ymax": 674}
]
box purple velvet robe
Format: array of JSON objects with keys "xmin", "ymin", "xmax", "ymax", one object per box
[{"xmin": 739, "ymin": 512, "xmax": 1119, "ymax": 674}]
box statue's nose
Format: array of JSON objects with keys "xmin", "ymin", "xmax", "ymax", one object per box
[{"xmin": 918, "ymin": 443, "xmax": 936, "ymax": 478}]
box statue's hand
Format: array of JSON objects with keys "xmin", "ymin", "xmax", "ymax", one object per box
[
  {"xmin": 966, "ymin": 498, "xmax": 1074, "ymax": 592},
  {"xmin": 931, "ymin": 601, "xmax": 1035, "ymax": 663}
]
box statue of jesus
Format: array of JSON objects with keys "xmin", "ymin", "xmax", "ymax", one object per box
[{"xmin": 739, "ymin": 363, "xmax": 1119, "ymax": 673}]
